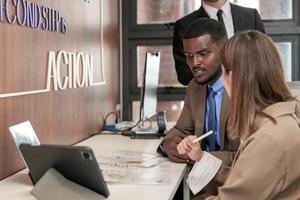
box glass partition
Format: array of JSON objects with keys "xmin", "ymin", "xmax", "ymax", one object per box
[{"xmin": 137, "ymin": 0, "xmax": 292, "ymax": 25}]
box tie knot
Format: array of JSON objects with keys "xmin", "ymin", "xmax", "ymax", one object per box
[
  {"xmin": 217, "ymin": 9, "xmax": 224, "ymax": 24},
  {"xmin": 217, "ymin": 9, "xmax": 223, "ymax": 17},
  {"xmin": 208, "ymin": 86, "xmax": 216, "ymax": 97}
]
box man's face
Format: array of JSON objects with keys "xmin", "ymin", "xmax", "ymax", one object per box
[{"xmin": 183, "ymin": 34, "xmax": 222, "ymax": 84}]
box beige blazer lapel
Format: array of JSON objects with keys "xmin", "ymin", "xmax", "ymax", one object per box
[{"xmin": 220, "ymin": 91, "xmax": 230, "ymax": 149}]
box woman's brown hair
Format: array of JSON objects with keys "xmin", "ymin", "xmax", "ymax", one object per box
[{"xmin": 220, "ymin": 30, "xmax": 295, "ymax": 139}]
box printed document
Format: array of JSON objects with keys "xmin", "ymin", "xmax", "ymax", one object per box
[
  {"xmin": 187, "ymin": 152, "xmax": 222, "ymax": 194},
  {"xmin": 98, "ymin": 150, "xmax": 167, "ymax": 168},
  {"xmin": 99, "ymin": 162, "xmax": 169, "ymax": 184},
  {"xmin": 97, "ymin": 151, "xmax": 169, "ymax": 184}
]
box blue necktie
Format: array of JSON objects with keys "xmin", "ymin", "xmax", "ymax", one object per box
[{"xmin": 206, "ymin": 86, "xmax": 219, "ymax": 151}]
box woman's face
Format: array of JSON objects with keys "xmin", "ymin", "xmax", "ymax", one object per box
[{"xmin": 221, "ymin": 65, "xmax": 232, "ymax": 98}]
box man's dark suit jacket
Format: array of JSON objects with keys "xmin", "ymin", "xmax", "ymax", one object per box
[{"xmin": 173, "ymin": 3, "xmax": 265, "ymax": 85}]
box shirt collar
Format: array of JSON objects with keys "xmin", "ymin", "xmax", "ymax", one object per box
[
  {"xmin": 207, "ymin": 76, "xmax": 224, "ymax": 95},
  {"xmin": 202, "ymin": 0, "xmax": 231, "ymax": 18},
  {"xmin": 222, "ymin": 1, "xmax": 231, "ymax": 17},
  {"xmin": 254, "ymin": 101, "xmax": 299, "ymax": 130}
]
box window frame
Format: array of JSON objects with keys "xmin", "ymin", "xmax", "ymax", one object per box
[{"xmin": 122, "ymin": 0, "xmax": 300, "ymax": 121}]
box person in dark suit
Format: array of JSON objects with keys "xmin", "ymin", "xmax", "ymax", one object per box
[
  {"xmin": 158, "ymin": 18, "xmax": 239, "ymax": 198},
  {"xmin": 173, "ymin": 0, "xmax": 265, "ymax": 85}
]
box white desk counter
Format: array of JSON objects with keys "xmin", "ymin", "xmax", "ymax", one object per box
[{"xmin": 0, "ymin": 134, "xmax": 189, "ymax": 200}]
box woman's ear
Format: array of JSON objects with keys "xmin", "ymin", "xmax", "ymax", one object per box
[{"xmin": 221, "ymin": 66, "xmax": 232, "ymax": 98}]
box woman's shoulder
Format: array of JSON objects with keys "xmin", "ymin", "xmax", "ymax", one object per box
[
  {"xmin": 254, "ymin": 101, "xmax": 300, "ymax": 140},
  {"xmin": 252, "ymin": 112, "xmax": 300, "ymax": 146},
  {"xmin": 240, "ymin": 111, "xmax": 300, "ymax": 168}
]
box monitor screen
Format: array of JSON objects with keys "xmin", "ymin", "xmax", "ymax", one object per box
[{"xmin": 140, "ymin": 52, "xmax": 160, "ymax": 121}]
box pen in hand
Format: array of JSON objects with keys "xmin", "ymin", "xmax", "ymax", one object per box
[{"xmin": 192, "ymin": 130, "xmax": 214, "ymax": 143}]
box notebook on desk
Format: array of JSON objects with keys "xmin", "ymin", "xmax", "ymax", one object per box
[{"xmin": 19, "ymin": 144, "xmax": 110, "ymax": 198}]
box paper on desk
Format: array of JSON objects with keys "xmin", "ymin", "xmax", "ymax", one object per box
[
  {"xmin": 99, "ymin": 162, "xmax": 169, "ymax": 184},
  {"xmin": 187, "ymin": 152, "xmax": 222, "ymax": 195},
  {"xmin": 98, "ymin": 151, "xmax": 167, "ymax": 167}
]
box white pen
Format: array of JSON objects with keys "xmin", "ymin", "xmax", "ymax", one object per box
[{"xmin": 192, "ymin": 130, "xmax": 214, "ymax": 143}]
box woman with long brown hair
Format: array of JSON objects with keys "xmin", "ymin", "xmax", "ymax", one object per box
[{"xmin": 177, "ymin": 30, "xmax": 300, "ymax": 199}]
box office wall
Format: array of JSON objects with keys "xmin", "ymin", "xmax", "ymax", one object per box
[{"xmin": 0, "ymin": 0, "xmax": 120, "ymax": 180}]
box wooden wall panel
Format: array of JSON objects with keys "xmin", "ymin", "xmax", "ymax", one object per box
[{"xmin": 0, "ymin": 0, "xmax": 120, "ymax": 180}]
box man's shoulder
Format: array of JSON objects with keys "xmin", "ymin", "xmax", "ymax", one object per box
[
  {"xmin": 174, "ymin": 7, "xmax": 208, "ymax": 29},
  {"xmin": 230, "ymin": 3, "xmax": 264, "ymax": 32},
  {"xmin": 230, "ymin": 3, "xmax": 257, "ymax": 15}
]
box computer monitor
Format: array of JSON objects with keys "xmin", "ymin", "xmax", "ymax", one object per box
[{"xmin": 139, "ymin": 52, "xmax": 161, "ymax": 122}]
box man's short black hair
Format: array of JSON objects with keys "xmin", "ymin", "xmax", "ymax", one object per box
[{"xmin": 183, "ymin": 18, "xmax": 227, "ymax": 44}]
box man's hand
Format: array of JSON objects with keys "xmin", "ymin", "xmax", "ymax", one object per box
[{"xmin": 163, "ymin": 133, "xmax": 190, "ymax": 163}]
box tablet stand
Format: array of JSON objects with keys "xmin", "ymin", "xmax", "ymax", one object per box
[{"xmin": 31, "ymin": 168, "xmax": 105, "ymax": 200}]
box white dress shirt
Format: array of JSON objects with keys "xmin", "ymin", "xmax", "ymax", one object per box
[{"xmin": 202, "ymin": 1, "xmax": 234, "ymax": 38}]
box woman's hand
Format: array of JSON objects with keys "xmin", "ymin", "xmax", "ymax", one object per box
[{"xmin": 177, "ymin": 135, "xmax": 204, "ymax": 161}]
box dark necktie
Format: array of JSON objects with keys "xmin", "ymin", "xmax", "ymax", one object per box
[
  {"xmin": 206, "ymin": 86, "xmax": 219, "ymax": 151},
  {"xmin": 217, "ymin": 9, "xmax": 225, "ymax": 25},
  {"xmin": 217, "ymin": 9, "xmax": 228, "ymax": 38}
]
